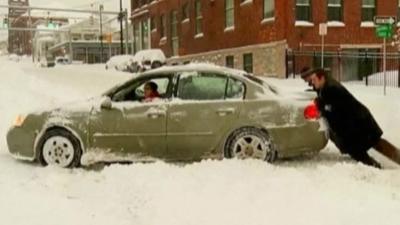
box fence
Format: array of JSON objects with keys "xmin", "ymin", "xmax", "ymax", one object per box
[{"xmin": 286, "ymin": 50, "xmax": 400, "ymax": 88}]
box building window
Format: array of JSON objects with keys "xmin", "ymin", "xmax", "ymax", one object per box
[
  {"xmin": 243, "ymin": 53, "xmax": 253, "ymax": 73},
  {"xmin": 171, "ymin": 10, "xmax": 179, "ymax": 56},
  {"xmin": 182, "ymin": 2, "xmax": 189, "ymax": 21},
  {"xmin": 150, "ymin": 17, "xmax": 156, "ymax": 31},
  {"xmin": 226, "ymin": 55, "xmax": 234, "ymax": 68},
  {"xmin": 327, "ymin": 0, "xmax": 342, "ymax": 21},
  {"xmin": 362, "ymin": 0, "xmax": 375, "ymax": 22},
  {"xmin": 141, "ymin": 19, "xmax": 149, "ymax": 49},
  {"xmin": 134, "ymin": 23, "xmax": 141, "ymax": 52},
  {"xmin": 398, "ymin": 0, "xmax": 400, "ymax": 20},
  {"xmin": 296, "ymin": 0, "xmax": 312, "ymax": 22},
  {"xmin": 263, "ymin": 0, "xmax": 274, "ymax": 19},
  {"xmin": 160, "ymin": 14, "xmax": 166, "ymax": 38},
  {"xmin": 195, "ymin": 0, "xmax": 203, "ymax": 35},
  {"xmin": 225, "ymin": 0, "xmax": 234, "ymax": 28}
]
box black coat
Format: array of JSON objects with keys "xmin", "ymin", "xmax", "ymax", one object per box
[{"xmin": 315, "ymin": 77, "xmax": 383, "ymax": 154}]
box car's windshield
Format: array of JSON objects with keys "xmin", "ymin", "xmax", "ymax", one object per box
[{"xmin": 102, "ymin": 78, "xmax": 135, "ymax": 97}]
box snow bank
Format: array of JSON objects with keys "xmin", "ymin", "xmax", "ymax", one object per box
[{"xmin": 1, "ymin": 58, "xmax": 400, "ymax": 225}]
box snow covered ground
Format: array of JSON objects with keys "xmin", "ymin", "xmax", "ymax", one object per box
[{"xmin": 0, "ymin": 57, "xmax": 400, "ymax": 225}]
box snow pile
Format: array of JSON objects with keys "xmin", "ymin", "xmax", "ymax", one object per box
[
  {"xmin": 0, "ymin": 58, "xmax": 400, "ymax": 225},
  {"xmin": 362, "ymin": 70, "xmax": 399, "ymax": 86},
  {"xmin": 0, "ymin": 57, "xmax": 129, "ymax": 152}
]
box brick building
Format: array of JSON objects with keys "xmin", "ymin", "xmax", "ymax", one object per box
[{"xmin": 131, "ymin": 0, "xmax": 400, "ymax": 79}]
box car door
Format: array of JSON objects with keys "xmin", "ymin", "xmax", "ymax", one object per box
[
  {"xmin": 89, "ymin": 75, "xmax": 172, "ymax": 159},
  {"xmin": 166, "ymin": 71, "xmax": 245, "ymax": 160}
]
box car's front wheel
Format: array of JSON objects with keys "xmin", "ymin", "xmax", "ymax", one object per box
[
  {"xmin": 225, "ymin": 127, "xmax": 277, "ymax": 162},
  {"xmin": 38, "ymin": 129, "xmax": 82, "ymax": 168}
]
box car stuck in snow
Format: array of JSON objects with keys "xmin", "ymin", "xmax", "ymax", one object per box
[{"xmin": 7, "ymin": 63, "xmax": 328, "ymax": 168}]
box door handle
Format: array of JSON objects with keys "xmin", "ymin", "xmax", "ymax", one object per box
[
  {"xmin": 147, "ymin": 110, "xmax": 166, "ymax": 118},
  {"xmin": 216, "ymin": 108, "xmax": 235, "ymax": 116}
]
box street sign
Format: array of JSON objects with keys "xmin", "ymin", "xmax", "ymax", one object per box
[
  {"xmin": 376, "ymin": 24, "xmax": 393, "ymax": 38},
  {"xmin": 319, "ymin": 23, "xmax": 327, "ymax": 36},
  {"xmin": 374, "ymin": 16, "xmax": 397, "ymax": 25}
]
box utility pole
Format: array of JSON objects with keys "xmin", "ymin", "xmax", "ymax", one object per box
[
  {"xmin": 28, "ymin": 9, "xmax": 33, "ymax": 62},
  {"xmin": 119, "ymin": 0, "xmax": 124, "ymax": 54},
  {"xmin": 319, "ymin": 23, "xmax": 327, "ymax": 68},
  {"xmin": 124, "ymin": 9, "xmax": 129, "ymax": 54},
  {"xmin": 99, "ymin": 4, "xmax": 104, "ymax": 63},
  {"xmin": 68, "ymin": 29, "xmax": 73, "ymax": 63}
]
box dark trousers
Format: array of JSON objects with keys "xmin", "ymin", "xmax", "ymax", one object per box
[{"xmin": 348, "ymin": 151, "xmax": 381, "ymax": 169}]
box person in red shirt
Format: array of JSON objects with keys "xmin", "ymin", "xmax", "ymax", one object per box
[{"xmin": 143, "ymin": 81, "xmax": 161, "ymax": 102}]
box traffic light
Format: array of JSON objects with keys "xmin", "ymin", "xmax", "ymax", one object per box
[{"xmin": 47, "ymin": 18, "xmax": 55, "ymax": 29}]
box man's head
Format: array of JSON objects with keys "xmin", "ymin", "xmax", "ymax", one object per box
[
  {"xmin": 144, "ymin": 81, "xmax": 158, "ymax": 98},
  {"xmin": 306, "ymin": 68, "xmax": 327, "ymax": 90},
  {"xmin": 300, "ymin": 67, "xmax": 313, "ymax": 86}
]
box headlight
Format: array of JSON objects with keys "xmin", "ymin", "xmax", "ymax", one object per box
[{"xmin": 14, "ymin": 115, "xmax": 26, "ymax": 127}]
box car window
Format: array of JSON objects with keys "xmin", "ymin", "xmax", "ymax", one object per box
[
  {"xmin": 177, "ymin": 72, "xmax": 228, "ymax": 100},
  {"xmin": 136, "ymin": 77, "xmax": 169, "ymax": 98},
  {"xmin": 226, "ymin": 78, "xmax": 245, "ymax": 99},
  {"xmin": 244, "ymin": 74, "xmax": 279, "ymax": 95},
  {"xmin": 111, "ymin": 76, "xmax": 171, "ymax": 102}
]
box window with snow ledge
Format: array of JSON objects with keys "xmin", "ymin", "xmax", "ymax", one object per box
[
  {"xmin": 224, "ymin": 26, "xmax": 234, "ymax": 32},
  {"xmin": 181, "ymin": 18, "xmax": 190, "ymax": 24},
  {"xmin": 261, "ymin": 17, "xmax": 275, "ymax": 25},
  {"xmin": 361, "ymin": 21, "xmax": 375, "ymax": 27},
  {"xmin": 194, "ymin": 33, "xmax": 204, "ymax": 39},
  {"xmin": 240, "ymin": 0, "xmax": 253, "ymax": 6},
  {"xmin": 159, "ymin": 37, "xmax": 167, "ymax": 45},
  {"xmin": 295, "ymin": 21, "xmax": 314, "ymax": 27},
  {"xmin": 327, "ymin": 21, "xmax": 345, "ymax": 27}
]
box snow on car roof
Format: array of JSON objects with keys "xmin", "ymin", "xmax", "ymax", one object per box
[{"xmin": 143, "ymin": 62, "xmax": 248, "ymax": 78}]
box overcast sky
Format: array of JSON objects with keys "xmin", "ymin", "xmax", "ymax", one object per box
[
  {"xmin": 0, "ymin": 0, "xmax": 130, "ymax": 15},
  {"xmin": 0, "ymin": 0, "xmax": 131, "ymax": 41}
]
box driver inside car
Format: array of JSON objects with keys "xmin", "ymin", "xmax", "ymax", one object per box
[{"xmin": 143, "ymin": 81, "xmax": 161, "ymax": 102}]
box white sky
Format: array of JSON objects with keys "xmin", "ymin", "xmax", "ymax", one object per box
[
  {"xmin": 0, "ymin": 0, "xmax": 130, "ymax": 13},
  {"xmin": 0, "ymin": 0, "xmax": 130, "ymax": 41}
]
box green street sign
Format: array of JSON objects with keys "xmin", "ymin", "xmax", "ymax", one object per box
[{"xmin": 376, "ymin": 24, "xmax": 393, "ymax": 38}]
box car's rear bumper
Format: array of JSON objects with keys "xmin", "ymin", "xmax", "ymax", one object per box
[
  {"xmin": 271, "ymin": 121, "xmax": 328, "ymax": 158},
  {"xmin": 7, "ymin": 126, "xmax": 36, "ymax": 161}
]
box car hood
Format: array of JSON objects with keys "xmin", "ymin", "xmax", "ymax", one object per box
[{"xmin": 27, "ymin": 96, "xmax": 104, "ymax": 118}]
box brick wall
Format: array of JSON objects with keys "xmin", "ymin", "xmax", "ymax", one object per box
[{"xmin": 131, "ymin": 0, "xmax": 400, "ymax": 78}]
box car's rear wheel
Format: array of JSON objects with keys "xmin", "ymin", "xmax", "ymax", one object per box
[
  {"xmin": 38, "ymin": 129, "xmax": 82, "ymax": 168},
  {"xmin": 225, "ymin": 127, "xmax": 277, "ymax": 162}
]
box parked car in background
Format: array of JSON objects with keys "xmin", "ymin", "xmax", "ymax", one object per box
[
  {"xmin": 129, "ymin": 49, "xmax": 166, "ymax": 73},
  {"xmin": 38, "ymin": 52, "xmax": 55, "ymax": 68},
  {"xmin": 106, "ymin": 50, "xmax": 166, "ymax": 73},
  {"xmin": 7, "ymin": 63, "xmax": 328, "ymax": 168},
  {"xmin": 105, "ymin": 55, "xmax": 135, "ymax": 72},
  {"xmin": 55, "ymin": 56, "xmax": 70, "ymax": 65}
]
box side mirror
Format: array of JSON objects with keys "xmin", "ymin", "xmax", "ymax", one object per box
[{"xmin": 101, "ymin": 97, "xmax": 112, "ymax": 110}]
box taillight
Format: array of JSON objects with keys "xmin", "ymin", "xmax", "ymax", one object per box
[{"xmin": 304, "ymin": 102, "xmax": 320, "ymax": 120}]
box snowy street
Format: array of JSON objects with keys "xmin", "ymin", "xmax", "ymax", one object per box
[{"xmin": 1, "ymin": 57, "xmax": 400, "ymax": 225}]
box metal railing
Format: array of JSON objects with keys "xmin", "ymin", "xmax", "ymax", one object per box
[{"xmin": 286, "ymin": 50, "xmax": 400, "ymax": 88}]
